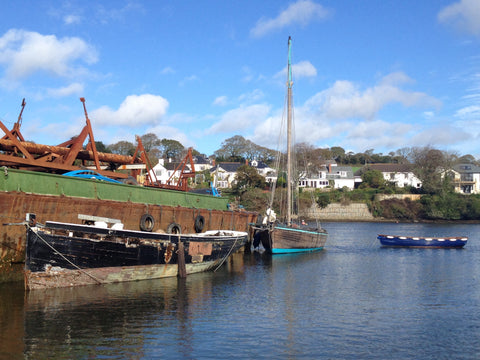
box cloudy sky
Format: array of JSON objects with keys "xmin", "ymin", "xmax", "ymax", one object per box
[{"xmin": 0, "ymin": 0, "xmax": 479, "ymax": 158}]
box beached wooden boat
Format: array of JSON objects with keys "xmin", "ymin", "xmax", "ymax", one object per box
[
  {"xmin": 377, "ymin": 234, "xmax": 468, "ymax": 248},
  {"xmin": 24, "ymin": 215, "xmax": 248, "ymax": 290},
  {"xmin": 253, "ymin": 37, "xmax": 327, "ymax": 254}
]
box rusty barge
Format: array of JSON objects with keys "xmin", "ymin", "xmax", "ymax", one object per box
[{"xmin": 0, "ymin": 99, "xmax": 257, "ymax": 282}]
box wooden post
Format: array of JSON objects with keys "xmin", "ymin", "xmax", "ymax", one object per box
[{"xmin": 177, "ymin": 241, "xmax": 186, "ymax": 278}]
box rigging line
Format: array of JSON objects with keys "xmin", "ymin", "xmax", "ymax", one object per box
[
  {"xmin": 28, "ymin": 225, "xmax": 104, "ymax": 284},
  {"xmin": 214, "ymin": 236, "xmax": 239, "ymax": 272}
]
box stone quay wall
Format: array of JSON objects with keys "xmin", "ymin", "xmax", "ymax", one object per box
[{"xmin": 302, "ymin": 203, "xmax": 375, "ymax": 221}]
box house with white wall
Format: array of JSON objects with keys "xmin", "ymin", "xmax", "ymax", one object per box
[
  {"xmin": 357, "ymin": 164, "xmax": 422, "ymax": 189},
  {"xmin": 210, "ymin": 160, "xmax": 275, "ymax": 188},
  {"xmin": 450, "ymin": 163, "xmax": 480, "ymax": 194},
  {"xmin": 299, "ymin": 162, "xmax": 355, "ymax": 190}
]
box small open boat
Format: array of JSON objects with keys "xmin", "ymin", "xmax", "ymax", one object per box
[
  {"xmin": 24, "ymin": 214, "xmax": 248, "ymax": 290},
  {"xmin": 377, "ymin": 234, "xmax": 468, "ymax": 248}
]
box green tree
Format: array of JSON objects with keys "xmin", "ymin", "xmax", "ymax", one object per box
[
  {"xmin": 92, "ymin": 141, "xmax": 110, "ymax": 153},
  {"xmin": 232, "ymin": 165, "xmax": 266, "ymax": 194},
  {"xmin": 359, "ymin": 169, "xmax": 386, "ymax": 189},
  {"xmin": 214, "ymin": 135, "xmax": 248, "ymax": 162},
  {"xmin": 160, "ymin": 139, "xmax": 185, "ymax": 161},
  {"xmin": 141, "ymin": 133, "xmax": 160, "ymax": 152},
  {"xmin": 411, "ymin": 146, "xmax": 447, "ymax": 194},
  {"xmin": 108, "ymin": 140, "xmax": 135, "ymax": 156}
]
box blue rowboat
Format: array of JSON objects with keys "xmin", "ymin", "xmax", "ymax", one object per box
[{"xmin": 377, "ymin": 234, "xmax": 468, "ymax": 248}]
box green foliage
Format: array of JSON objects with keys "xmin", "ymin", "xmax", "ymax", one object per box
[
  {"xmin": 316, "ymin": 192, "xmax": 331, "ymax": 208},
  {"xmin": 107, "ymin": 140, "xmax": 136, "ymax": 156},
  {"xmin": 160, "ymin": 139, "xmax": 184, "ymax": 161},
  {"xmin": 232, "ymin": 165, "xmax": 266, "ymax": 195},
  {"xmin": 359, "ymin": 169, "xmax": 386, "ymax": 189},
  {"xmin": 374, "ymin": 199, "xmax": 422, "ymax": 220},
  {"xmin": 420, "ymin": 193, "xmax": 467, "ymax": 220}
]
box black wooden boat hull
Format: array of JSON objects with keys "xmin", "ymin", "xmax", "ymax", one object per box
[{"xmin": 25, "ymin": 221, "xmax": 247, "ymax": 289}]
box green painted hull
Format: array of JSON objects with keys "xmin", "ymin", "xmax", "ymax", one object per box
[
  {"xmin": 0, "ymin": 168, "xmax": 229, "ymax": 210},
  {"xmin": 0, "ymin": 168, "xmax": 257, "ymax": 283}
]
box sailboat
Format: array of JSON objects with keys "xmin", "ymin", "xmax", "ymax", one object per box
[{"xmin": 254, "ymin": 36, "xmax": 328, "ymax": 254}]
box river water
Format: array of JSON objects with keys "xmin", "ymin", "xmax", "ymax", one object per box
[{"xmin": 1, "ymin": 221, "xmax": 480, "ymax": 359}]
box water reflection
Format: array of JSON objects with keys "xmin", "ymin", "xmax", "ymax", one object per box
[{"xmin": 1, "ymin": 222, "xmax": 480, "ymax": 359}]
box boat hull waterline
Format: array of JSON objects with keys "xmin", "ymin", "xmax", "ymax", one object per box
[
  {"xmin": 377, "ymin": 234, "xmax": 468, "ymax": 248},
  {"xmin": 255, "ymin": 225, "xmax": 328, "ymax": 254},
  {"xmin": 25, "ymin": 221, "xmax": 248, "ymax": 290}
]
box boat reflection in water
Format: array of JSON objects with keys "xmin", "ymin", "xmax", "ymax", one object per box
[{"xmin": 22, "ymin": 253, "xmax": 243, "ymax": 360}]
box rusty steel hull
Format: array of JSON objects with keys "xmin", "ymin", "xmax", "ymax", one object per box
[
  {"xmin": 0, "ymin": 169, "xmax": 257, "ymax": 283},
  {"xmin": 25, "ymin": 221, "xmax": 248, "ymax": 290}
]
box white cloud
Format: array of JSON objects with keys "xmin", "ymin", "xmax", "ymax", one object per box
[
  {"xmin": 305, "ymin": 72, "xmax": 441, "ymax": 120},
  {"xmin": 46, "ymin": 83, "xmax": 84, "ymax": 98},
  {"xmin": 213, "ymin": 96, "xmax": 228, "ymax": 106},
  {"xmin": 179, "ymin": 75, "xmax": 198, "ymax": 87},
  {"xmin": 145, "ymin": 124, "xmax": 192, "ymax": 148},
  {"xmin": 90, "ymin": 94, "xmax": 169, "ymax": 127},
  {"xmin": 250, "ymin": 0, "xmax": 330, "ymax": 38},
  {"xmin": 206, "ymin": 104, "xmax": 271, "ymax": 134},
  {"xmin": 238, "ymin": 89, "xmax": 265, "ymax": 103},
  {"xmin": 275, "ymin": 60, "xmax": 317, "ymax": 80},
  {"xmin": 0, "ymin": 29, "xmax": 98, "ymax": 80},
  {"xmin": 455, "ymin": 105, "xmax": 480, "ymax": 118},
  {"xmin": 161, "ymin": 66, "xmax": 175, "ymax": 75},
  {"xmin": 63, "ymin": 14, "xmax": 81, "ymax": 25},
  {"xmin": 438, "ymin": 0, "xmax": 480, "ymax": 36},
  {"xmin": 412, "ymin": 125, "xmax": 471, "ymax": 147}
]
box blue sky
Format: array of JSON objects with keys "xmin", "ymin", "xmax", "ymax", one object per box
[{"xmin": 0, "ymin": 0, "xmax": 479, "ymax": 158}]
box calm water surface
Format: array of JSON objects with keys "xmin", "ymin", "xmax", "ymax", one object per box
[{"xmin": 2, "ymin": 222, "xmax": 480, "ymax": 359}]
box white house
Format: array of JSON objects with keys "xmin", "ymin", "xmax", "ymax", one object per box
[
  {"xmin": 450, "ymin": 163, "xmax": 480, "ymax": 194},
  {"xmin": 358, "ymin": 164, "xmax": 422, "ymax": 189},
  {"xmin": 192, "ymin": 155, "xmax": 212, "ymax": 172},
  {"xmin": 210, "ymin": 160, "xmax": 275, "ymax": 188},
  {"xmin": 298, "ymin": 163, "xmax": 355, "ymax": 190},
  {"xmin": 148, "ymin": 159, "xmax": 193, "ymax": 185},
  {"xmin": 210, "ymin": 162, "xmax": 243, "ymax": 188}
]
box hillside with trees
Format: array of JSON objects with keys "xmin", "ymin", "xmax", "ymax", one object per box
[{"xmin": 102, "ymin": 134, "xmax": 480, "ymax": 221}]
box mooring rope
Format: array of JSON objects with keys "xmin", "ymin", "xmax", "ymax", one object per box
[
  {"xmin": 28, "ymin": 225, "xmax": 104, "ymax": 284},
  {"xmin": 214, "ymin": 235, "xmax": 239, "ymax": 272}
]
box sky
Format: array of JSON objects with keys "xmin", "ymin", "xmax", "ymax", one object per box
[{"xmin": 0, "ymin": 0, "xmax": 479, "ymax": 159}]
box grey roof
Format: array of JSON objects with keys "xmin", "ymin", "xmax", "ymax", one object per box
[
  {"xmin": 355, "ymin": 163, "xmax": 415, "ymax": 176},
  {"xmin": 211, "ymin": 162, "xmax": 244, "ymax": 173},
  {"xmin": 452, "ymin": 163, "xmax": 480, "ymax": 174},
  {"xmin": 326, "ymin": 166, "xmax": 354, "ymax": 179},
  {"xmin": 193, "ymin": 156, "xmax": 209, "ymax": 164}
]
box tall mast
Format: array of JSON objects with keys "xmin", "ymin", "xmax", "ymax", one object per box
[{"xmin": 286, "ymin": 36, "xmax": 293, "ymax": 226}]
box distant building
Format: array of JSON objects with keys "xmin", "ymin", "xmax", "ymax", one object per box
[
  {"xmin": 210, "ymin": 162, "xmax": 243, "ymax": 188},
  {"xmin": 299, "ymin": 162, "xmax": 355, "ymax": 190},
  {"xmin": 149, "ymin": 158, "xmax": 193, "ymax": 185},
  {"xmin": 357, "ymin": 163, "xmax": 422, "ymax": 189},
  {"xmin": 192, "ymin": 155, "xmax": 212, "ymax": 172},
  {"xmin": 210, "ymin": 160, "xmax": 275, "ymax": 188},
  {"xmin": 450, "ymin": 163, "xmax": 480, "ymax": 194}
]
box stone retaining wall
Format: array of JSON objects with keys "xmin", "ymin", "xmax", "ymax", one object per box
[
  {"xmin": 302, "ymin": 203, "xmax": 375, "ymax": 221},
  {"xmin": 375, "ymin": 194, "xmax": 421, "ymax": 201}
]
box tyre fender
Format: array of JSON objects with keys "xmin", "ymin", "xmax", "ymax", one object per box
[
  {"xmin": 194, "ymin": 215, "xmax": 205, "ymax": 233},
  {"xmin": 139, "ymin": 214, "xmax": 155, "ymax": 232},
  {"xmin": 167, "ymin": 222, "xmax": 181, "ymax": 234}
]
